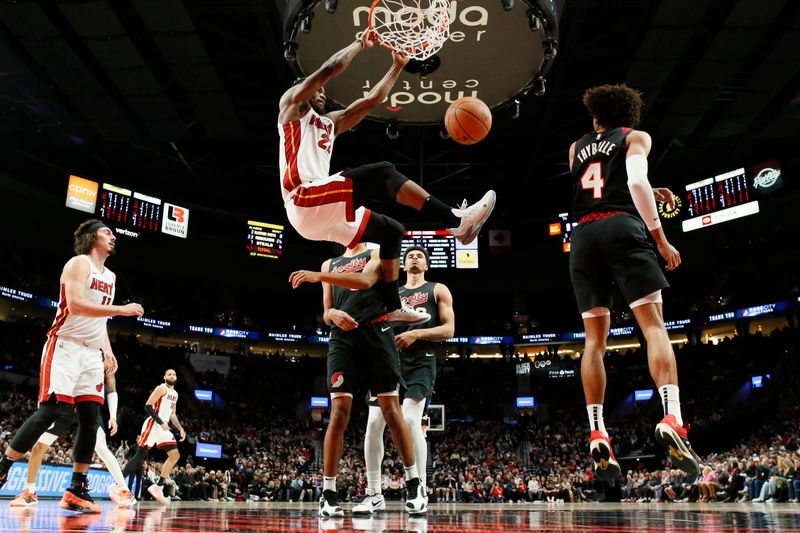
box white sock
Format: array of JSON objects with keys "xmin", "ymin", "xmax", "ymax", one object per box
[
  {"xmin": 586, "ymin": 404, "xmax": 607, "ymax": 437},
  {"xmin": 95, "ymin": 427, "xmax": 128, "ymax": 488},
  {"xmin": 658, "ymin": 384, "xmax": 683, "ymax": 426},
  {"xmin": 404, "ymin": 463, "xmax": 418, "ymax": 481},
  {"xmin": 402, "ymin": 398, "xmax": 427, "ymax": 488},
  {"xmin": 364, "ymin": 406, "xmax": 386, "ymax": 495},
  {"xmin": 25, "ymin": 482, "xmax": 36, "ymax": 493},
  {"xmin": 323, "ymin": 476, "xmax": 336, "ymax": 493}
]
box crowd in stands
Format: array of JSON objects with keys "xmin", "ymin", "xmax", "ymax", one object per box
[{"xmin": 1, "ymin": 316, "xmax": 798, "ymax": 505}]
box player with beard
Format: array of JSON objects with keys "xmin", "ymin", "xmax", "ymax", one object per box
[
  {"xmin": 289, "ymin": 243, "xmax": 428, "ymax": 517},
  {"xmin": 122, "ymin": 369, "xmax": 186, "ymax": 504},
  {"xmin": 353, "ymin": 246, "xmax": 454, "ymax": 514},
  {"xmin": 0, "ymin": 219, "xmax": 143, "ymax": 513},
  {"xmin": 279, "ymin": 31, "xmax": 495, "ymax": 327}
]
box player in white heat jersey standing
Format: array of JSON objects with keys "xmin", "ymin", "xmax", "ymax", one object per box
[
  {"xmin": 122, "ymin": 368, "xmax": 185, "ymax": 504},
  {"xmin": 0, "ymin": 219, "xmax": 144, "ymax": 513}
]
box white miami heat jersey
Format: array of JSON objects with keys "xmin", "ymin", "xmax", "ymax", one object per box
[
  {"xmin": 156, "ymin": 386, "xmax": 178, "ymax": 421},
  {"xmin": 278, "ymin": 108, "xmax": 336, "ymax": 202},
  {"xmin": 48, "ymin": 255, "xmax": 115, "ymax": 349}
]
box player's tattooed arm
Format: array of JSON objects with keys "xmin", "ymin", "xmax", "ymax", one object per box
[
  {"xmin": 170, "ymin": 409, "xmax": 186, "ymax": 442},
  {"xmin": 330, "ymin": 50, "xmax": 410, "ymax": 135}
]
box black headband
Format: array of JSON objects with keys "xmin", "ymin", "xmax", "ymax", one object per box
[{"xmin": 84, "ymin": 221, "xmax": 109, "ymax": 234}]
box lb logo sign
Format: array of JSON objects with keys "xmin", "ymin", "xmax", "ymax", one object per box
[
  {"xmin": 162, "ymin": 203, "xmax": 189, "ymax": 238},
  {"xmin": 65, "ymin": 175, "xmax": 98, "ymax": 214}
]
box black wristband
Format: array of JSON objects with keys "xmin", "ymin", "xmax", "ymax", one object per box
[{"xmin": 145, "ymin": 405, "xmax": 164, "ymax": 425}]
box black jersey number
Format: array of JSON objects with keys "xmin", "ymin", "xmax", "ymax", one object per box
[{"xmin": 580, "ymin": 162, "xmax": 604, "ymax": 199}]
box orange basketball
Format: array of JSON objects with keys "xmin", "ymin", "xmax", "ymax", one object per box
[{"xmin": 444, "ymin": 97, "xmax": 492, "ymax": 145}]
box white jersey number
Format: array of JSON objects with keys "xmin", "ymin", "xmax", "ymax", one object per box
[{"xmin": 580, "ymin": 162, "xmax": 605, "ymax": 199}]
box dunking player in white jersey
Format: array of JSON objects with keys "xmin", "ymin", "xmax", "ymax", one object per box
[
  {"xmin": 122, "ymin": 369, "xmax": 185, "ymax": 504},
  {"xmin": 279, "ymin": 31, "xmax": 495, "ymax": 327},
  {"xmin": 0, "ymin": 219, "xmax": 144, "ymax": 513}
]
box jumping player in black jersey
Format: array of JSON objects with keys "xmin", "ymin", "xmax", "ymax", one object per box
[
  {"xmin": 289, "ymin": 244, "xmax": 427, "ymax": 517},
  {"xmin": 568, "ymin": 84, "xmax": 700, "ymax": 481},
  {"xmin": 353, "ymin": 246, "xmax": 454, "ymax": 515}
]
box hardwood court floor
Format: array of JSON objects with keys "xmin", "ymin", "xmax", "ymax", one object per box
[{"xmin": 1, "ymin": 500, "xmax": 799, "ymax": 532}]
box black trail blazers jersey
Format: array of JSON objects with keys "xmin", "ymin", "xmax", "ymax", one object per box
[
  {"xmin": 571, "ymin": 127, "xmax": 638, "ymax": 220},
  {"xmin": 397, "ymin": 281, "xmax": 440, "ymax": 347},
  {"xmin": 328, "ymin": 251, "xmax": 385, "ymax": 327}
]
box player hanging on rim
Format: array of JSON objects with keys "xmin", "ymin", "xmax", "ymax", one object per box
[
  {"xmin": 568, "ymin": 84, "xmax": 701, "ymax": 481},
  {"xmin": 278, "ymin": 31, "xmax": 495, "ymax": 327},
  {"xmin": 353, "ymin": 245, "xmax": 454, "ymax": 515},
  {"xmin": 0, "ymin": 219, "xmax": 144, "ymax": 513},
  {"xmin": 121, "ymin": 368, "xmax": 185, "ymax": 504},
  {"xmin": 289, "ymin": 244, "xmax": 428, "ymax": 517},
  {"xmin": 9, "ymin": 371, "xmax": 135, "ymax": 509}
]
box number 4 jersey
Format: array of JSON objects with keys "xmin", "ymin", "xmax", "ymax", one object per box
[{"xmin": 571, "ymin": 127, "xmax": 638, "ymax": 220}]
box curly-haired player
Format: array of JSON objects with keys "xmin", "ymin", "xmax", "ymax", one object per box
[{"xmin": 568, "ymin": 84, "xmax": 701, "ymax": 481}]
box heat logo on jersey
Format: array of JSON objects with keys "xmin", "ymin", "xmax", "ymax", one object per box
[
  {"xmin": 402, "ymin": 291, "xmax": 429, "ymax": 307},
  {"xmin": 331, "ymin": 371, "xmax": 344, "ymax": 388},
  {"xmin": 332, "ymin": 257, "xmax": 366, "ymax": 275},
  {"xmin": 89, "ymin": 278, "xmax": 114, "ymax": 295},
  {"xmin": 309, "ymin": 114, "xmax": 333, "ymax": 154}
]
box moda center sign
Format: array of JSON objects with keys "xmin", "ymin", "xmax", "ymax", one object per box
[{"xmin": 285, "ymin": 0, "xmax": 558, "ymax": 123}]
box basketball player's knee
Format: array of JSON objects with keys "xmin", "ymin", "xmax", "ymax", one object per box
[
  {"xmin": 329, "ymin": 406, "xmax": 351, "ymax": 430},
  {"xmin": 31, "ymin": 442, "xmax": 49, "ymax": 456},
  {"xmin": 362, "ymin": 214, "xmax": 404, "ymax": 259},
  {"xmin": 73, "ymin": 402, "xmax": 101, "ymax": 463},
  {"xmin": 402, "ymin": 413, "xmax": 419, "ymax": 433},
  {"xmin": 366, "ymin": 415, "xmax": 387, "ymax": 436},
  {"xmin": 168, "ymin": 449, "xmax": 180, "ymax": 460}
]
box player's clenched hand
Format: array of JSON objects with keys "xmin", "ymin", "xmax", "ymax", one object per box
[
  {"xmin": 652, "ymin": 187, "xmax": 676, "ymax": 209},
  {"xmin": 392, "ymin": 50, "xmax": 410, "ymax": 68},
  {"xmin": 289, "ymin": 270, "xmax": 322, "ymax": 288},
  {"xmin": 357, "ymin": 30, "xmax": 375, "ymax": 49},
  {"xmin": 179, "ymin": 429, "xmax": 186, "ymax": 442},
  {"xmin": 329, "ymin": 309, "xmax": 358, "ymax": 331},
  {"xmin": 395, "ymin": 330, "xmax": 419, "ymax": 350},
  {"xmin": 108, "ymin": 418, "xmax": 118, "ymax": 436},
  {"xmin": 119, "ymin": 303, "xmax": 144, "ymax": 317},
  {"xmin": 657, "ymin": 241, "xmax": 681, "ymax": 271}
]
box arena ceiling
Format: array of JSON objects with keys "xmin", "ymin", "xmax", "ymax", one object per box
[{"xmin": 0, "ymin": 0, "xmax": 798, "ymax": 331}]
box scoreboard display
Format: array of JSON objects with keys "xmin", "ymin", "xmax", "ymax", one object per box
[
  {"xmin": 652, "ymin": 162, "xmax": 782, "ymax": 233},
  {"xmin": 401, "ymin": 230, "xmax": 478, "ymax": 269},
  {"xmin": 98, "ymin": 183, "xmax": 162, "ymax": 233},
  {"xmin": 680, "ymin": 168, "xmax": 759, "ymax": 232},
  {"xmin": 246, "ymin": 220, "xmax": 284, "ymax": 259}
]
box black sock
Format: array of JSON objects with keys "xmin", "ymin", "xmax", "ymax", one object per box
[
  {"xmin": 70, "ymin": 472, "xmax": 88, "ymax": 491},
  {"xmin": 421, "ymin": 196, "xmax": 459, "ymax": 228},
  {"xmin": 381, "ymin": 279, "xmax": 402, "ymax": 311}
]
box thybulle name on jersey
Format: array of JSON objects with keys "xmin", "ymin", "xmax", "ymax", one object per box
[{"xmin": 575, "ymin": 140, "xmax": 618, "ymax": 164}]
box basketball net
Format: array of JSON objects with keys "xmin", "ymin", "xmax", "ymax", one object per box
[{"xmin": 368, "ymin": 0, "xmax": 450, "ymax": 61}]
